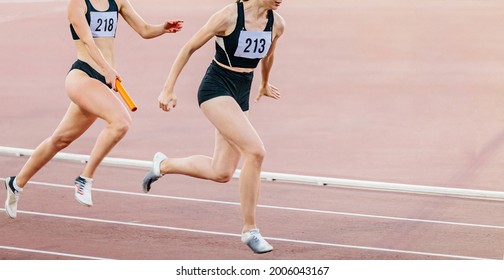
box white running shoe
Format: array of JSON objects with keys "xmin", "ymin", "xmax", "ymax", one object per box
[
  {"xmin": 142, "ymin": 152, "xmax": 167, "ymax": 193},
  {"xmin": 241, "ymin": 228, "xmax": 273, "ymax": 254},
  {"xmin": 4, "ymin": 176, "xmax": 21, "ymax": 219},
  {"xmin": 74, "ymin": 176, "xmax": 93, "ymax": 207}
]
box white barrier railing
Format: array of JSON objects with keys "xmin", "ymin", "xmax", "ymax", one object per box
[{"xmin": 1, "ymin": 146, "xmax": 503, "ymax": 200}]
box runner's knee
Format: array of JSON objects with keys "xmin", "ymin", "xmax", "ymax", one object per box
[
  {"xmin": 243, "ymin": 145, "xmax": 266, "ymax": 164},
  {"xmin": 214, "ymin": 169, "xmax": 235, "ymax": 183},
  {"xmin": 109, "ymin": 118, "xmax": 131, "ymax": 140}
]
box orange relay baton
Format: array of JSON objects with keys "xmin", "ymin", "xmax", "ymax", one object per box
[{"xmin": 115, "ymin": 79, "xmax": 137, "ymax": 112}]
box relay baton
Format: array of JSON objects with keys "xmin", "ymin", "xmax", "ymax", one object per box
[{"xmin": 115, "ymin": 79, "xmax": 138, "ymax": 112}]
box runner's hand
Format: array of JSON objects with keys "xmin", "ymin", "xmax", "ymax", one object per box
[
  {"xmin": 164, "ymin": 20, "xmax": 184, "ymax": 33},
  {"xmin": 256, "ymin": 83, "xmax": 281, "ymax": 102},
  {"xmin": 104, "ymin": 67, "xmax": 121, "ymax": 91},
  {"xmin": 158, "ymin": 90, "xmax": 177, "ymax": 112}
]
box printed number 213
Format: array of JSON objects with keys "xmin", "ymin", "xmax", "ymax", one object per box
[{"xmin": 244, "ymin": 38, "xmax": 266, "ymax": 53}]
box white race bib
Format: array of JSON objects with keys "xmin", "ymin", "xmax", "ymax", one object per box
[
  {"xmin": 234, "ymin": 31, "xmax": 272, "ymax": 59},
  {"xmin": 90, "ymin": 12, "xmax": 117, "ymax": 38}
]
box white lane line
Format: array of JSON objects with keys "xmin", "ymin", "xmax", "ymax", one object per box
[
  {"xmin": 1, "ymin": 209, "xmax": 494, "ymax": 260},
  {"xmin": 18, "ymin": 179, "xmax": 504, "ymax": 230},
  {"xmin": 0, "ymin": 245, "xmax": 112, "ymax": 260}
]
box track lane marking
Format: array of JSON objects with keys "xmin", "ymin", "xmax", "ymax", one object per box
[
  {"xmin": 0, "ymin": 208, "xmax": 494, "ymax": 260},
  {"xmin": 12, "ymin": 179, "xmax": 504, "ymax": 231},
  {"xmin": 0, "ymin": 245, "xmax": 112, "ymax": 260}
]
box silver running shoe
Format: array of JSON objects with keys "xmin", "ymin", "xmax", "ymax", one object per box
[
  {"xmin": 74, "ymin": 176, "xmax": 93, "ymax": 207},
  {"xmin": 142, "ymin": 152, "xmax": 167, "ymax": 193},
  {"xmin": 241, "ymin": 228, "xmax": 273, "ymax": 254},
  {"xmin": 4, "ymin": 176, "xmax": 21, "ymax": 219}
]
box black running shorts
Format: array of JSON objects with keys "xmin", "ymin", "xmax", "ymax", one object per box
[{"xmin": 198, "ymin": 60, "xmax": 254, "ymax": 112}]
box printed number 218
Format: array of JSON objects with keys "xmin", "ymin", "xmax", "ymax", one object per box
[{"xmin": 95, "ymin": 18, "xmax": 114, "ymax": 32}]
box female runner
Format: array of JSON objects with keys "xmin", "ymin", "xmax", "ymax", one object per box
[
  {"xmin": 4, "ymin": 0, "xmax": 183, "ymax": 218},
  {"xmin": 143, "ymin": 0, "xmax": 285, "ymax": 253}
]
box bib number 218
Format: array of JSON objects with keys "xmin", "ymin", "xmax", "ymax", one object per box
[
  {"xmin": 90, "ymin": 11, "xmax": 117, "ymax": 38},
  {"xmin": 95, "ymin": 18, "xmax": 115, "ymax": 32}
]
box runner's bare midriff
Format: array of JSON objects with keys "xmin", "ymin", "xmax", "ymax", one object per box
[
  {"xmin": 74, "ymin": 37, "xmax": 115, "ymax": 75},
  {"xmin": 213, "ymin": 58, "xmax": 254, "ymax": 74}
]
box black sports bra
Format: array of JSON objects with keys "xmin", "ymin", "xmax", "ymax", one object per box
[
  {"xmin": 70, "ymin": 0, "xmax": 119, "ymax": 40},
  {"xmin": 214, "ymin": 2, "xmax": 274, "ymax": 69}
]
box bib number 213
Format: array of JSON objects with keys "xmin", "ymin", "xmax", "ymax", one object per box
[{"xmin": 234, "ymin": 31, "xmax": 272, "ymax": 59}]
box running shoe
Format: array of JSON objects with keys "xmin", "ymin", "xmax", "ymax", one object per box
[
  {"xmin": 4, "ymin": 176, "xmax": 21, "ymax": 219},
  {"xmin": 74, "ymin": 176, "xmax": 93, "ymax": 207},
  {"xmin": 241, "ymin": 228, "xmax": 273, "ymax": 254},
  {"xmin": 142, "ymin": 152, "xmax": 167, "ymax": 193}
]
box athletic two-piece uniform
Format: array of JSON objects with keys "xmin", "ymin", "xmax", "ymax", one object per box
[
  {"xmin": 69, "ymin": 0, "xmax": 118, "ymax": 88},
  {"xmin": 198, "ymin": 1, "xmax": 274, "ymax": 111}
]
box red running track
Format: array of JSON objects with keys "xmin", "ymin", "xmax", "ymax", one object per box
[{"xmin": 1, "ymin": 0, "xmax": 504, "ymax": 263}]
